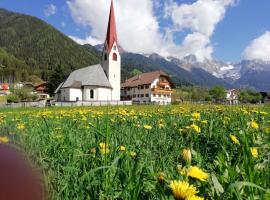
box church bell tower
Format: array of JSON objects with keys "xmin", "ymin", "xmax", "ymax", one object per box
[{"xmin": 102, "ymin": 0, "xmax": 121, "ymax": 101}]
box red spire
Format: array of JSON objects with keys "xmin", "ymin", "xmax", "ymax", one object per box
[{"xmin": 105, "ymin": 0, "xmax": 118, "ymax": 53}]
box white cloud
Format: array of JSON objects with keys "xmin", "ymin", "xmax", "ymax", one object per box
[
  {"xmin": 69, "ymin": 35, "xmax": 102, "ymax": 46},
  {"xmin": 165, "ymin": 0, "xmax": 236, "ymax": 61},
  {"xmin": 44, "ymin": 4, "xmax": 57, "ymax": 17},
  {"xmin": 67, "ymin": 0, "xmax": 236, "ymax": 61},
  {"xmin": 243, "ymin": 31, "xmax": 270, "ymax": 61}
]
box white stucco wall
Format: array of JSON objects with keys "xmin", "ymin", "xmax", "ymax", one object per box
[
  {"xmin": 102, "ymin": 42, "xmax": 121, "ymax": 101},
  {"xmin": 83, "ymin": 86, "xmax": 112, "ymax": 101},
  {"xmin": 69, "ymin": 88, "xmax": 82, "ymax": 101}
]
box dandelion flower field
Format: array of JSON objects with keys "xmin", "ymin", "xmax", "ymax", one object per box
[{"xmin": 0, "ymin": 105, "xmax": 270, "ymax": 199}]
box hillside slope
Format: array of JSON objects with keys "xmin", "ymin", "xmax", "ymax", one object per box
[{"xmin": 0, "ymin": 8, "xmax": 99, "ymax": 81}]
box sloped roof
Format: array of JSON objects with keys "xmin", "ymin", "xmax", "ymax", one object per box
[
  {"xmin": 121, "ymin": 70, "xmax": 174, "ymax": 88},
  {"xmin": 61, "ymin": 64, "xmax": 112, "ymax": 89},
  {"xmin": 105, "ymin": 0, "xmax": 118, "ymax": 53},
  {"xmin": 54, "ymin": 82, "xmax": 64, "ymax": 94}
]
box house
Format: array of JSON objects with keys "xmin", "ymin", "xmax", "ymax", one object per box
[
  {"xmin": 34, "ymin": 82, "xmax": 48, "ymax": 94},
  {"xmin": 121, "ymin": 71, "xmax": 174, "ymax": 105},
  {"xmin": 0, "ymin": 83, "xmax": 10, "ymax": 96},
  {"xmin": 226, "ymin": 89, "xmax": 239, "ymax": 105},
  {"xmin": 55, "ymin": 0, "xmax": 121, "ymax": 102}
]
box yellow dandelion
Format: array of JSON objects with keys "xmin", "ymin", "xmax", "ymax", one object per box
[
  {"xmin": 191, "ymin": 113, "xmax": 200, "ymax": 120},
  {"xmin": 99, "ymin": 142, "xmax": 109, "ymax": 155},
  {"xmin": 187, "ymin": 166, "xmax": 209, "ymax": 182},
  {"xmin": 16, "ymin": 123, "xmax": 25, "ymax": 130},
  {"xmin": 129, "ymin": 151, "xmax": 137, "ymax": 157},
  {"xmin": 250, "ymin": 121, "xmax": 259, "ymax": 130},
  {"xmin": 170, "ymin": 180, "xmax": 198, "ymax": 200},
  {"xmin": 0, "ymin": 136, "xmax": 9, "ymax": 143},
  {"xmin": 186, "ymin": 195, "xmax": 204, "ymax": 200},
  {"xmin": 229, "ymin": 134, "xmax": 240, "ymax": 145},
  {"xmin": 190, "ymin": 124, "xmax": 201, "ymax": 134},
  {"xmin": 250, "ymin": 147, "xmax": 258, "ymax": 158},
  {"xmin": 119, "ymin": 145, "xmax": 126, "ymax": 151},
  {"xmin": 182, "ymin": 148, "xmax": 192, "ymax": 163},
  {"xmin": 144, "ymin": 125, "xmax": 152, "ymax": 130}
]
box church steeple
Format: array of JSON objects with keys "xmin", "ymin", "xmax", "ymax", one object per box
[
  {"xmin": 105, "ymin": 0, "xmax": 118, "ymax": 53},
  {"xmin": 102, "ymin": 0, "xmax": 121, "ymax": 101}
]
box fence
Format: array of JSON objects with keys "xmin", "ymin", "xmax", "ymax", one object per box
[{"xmin": 0, "ymin": 100, "xmax": 46, "ymax": 108}]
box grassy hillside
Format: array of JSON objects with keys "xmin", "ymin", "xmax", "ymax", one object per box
[{"xmin": 0, "ymin": 8, "xmax": 99, "ymax": 82}]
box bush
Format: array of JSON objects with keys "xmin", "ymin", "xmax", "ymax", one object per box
[
  {"xmin": 239, "ymin": 89, "xmax": 262, "ymax": 104},
  {"xmin": 6, "ymin": 94, "xmax": 20, "ymax": 103},
  {"xmin": 209, "ymin": 85, "xmax": 226, "ymax": 103}
]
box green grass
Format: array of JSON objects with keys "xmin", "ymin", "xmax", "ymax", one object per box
[{"xmin": 0, "ymin": 105, "xmax": 270, "ymax": 199}]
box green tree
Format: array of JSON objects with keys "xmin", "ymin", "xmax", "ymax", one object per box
[
  {"xmin": 130, "ymin": 69, "xmax": 142, "ymax": 77},
  {"xmin": 48, "ymin": 64, "xmax": 67, "ymax": 95},
  {"xmin": 239, "ymin": 89, "xmax": 262, "ymax": 104},
  {"xmin": 209, "ymin": 85, "xmax": 226, "ymax": 103}
]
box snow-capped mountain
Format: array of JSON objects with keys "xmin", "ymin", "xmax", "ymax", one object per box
[
  {"xmin": 167, "ymin": 55, "xmax": 270, "ymax": 91},
  {"xmin": 167, "ymin": 55, "xmax": 241, "ymax": 81}
]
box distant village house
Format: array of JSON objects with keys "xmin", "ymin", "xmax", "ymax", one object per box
[{"xmin": 226, "ymin": 89, "xmax": 239, "ymax": 105}]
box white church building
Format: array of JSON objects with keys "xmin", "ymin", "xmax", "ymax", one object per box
[{"xmin": 55, "ymin": 0, "xmax": 121, "ymax": 102}]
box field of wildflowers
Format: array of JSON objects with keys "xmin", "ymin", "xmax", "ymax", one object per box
[{"xmin": 0, "ymin": 104, "xmax": 270, "ymax": 199}]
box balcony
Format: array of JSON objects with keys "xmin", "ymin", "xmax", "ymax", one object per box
[
  {"xmin": 157, "ymin": 80, "xmax": 170, "ymax": 87},
  {"xmin": 151, "ymin": 88, "xmax": 173, "ymax": 94}
]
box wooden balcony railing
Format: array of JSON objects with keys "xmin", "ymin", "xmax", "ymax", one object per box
[{"xmin": 151, "ymin": 88, "xmax": 173, "ymax": 94}]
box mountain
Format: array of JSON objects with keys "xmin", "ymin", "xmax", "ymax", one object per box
[
  {"xmin": 235, "ymin": 60, "xmax": 270, "ymax": 91},
  {"xmin": 0, "ymin": 8, "xmax": 99, "ymax": 82},
  {"xmin": 168, "ymin": 55, "xmax": 270, "ymax": 91},
  {"xmin": 168, "ymin": 55, "xmax": 239, "ymax": 80}
]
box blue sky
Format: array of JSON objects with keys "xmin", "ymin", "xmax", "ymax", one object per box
[{"xmin": 0, "ymin": 0, "xmax": 270, "ymax": 62}]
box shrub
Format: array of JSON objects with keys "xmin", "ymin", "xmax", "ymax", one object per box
[{"xmin": 6, "ymin": 94, "xmax": 20, "ymax": 103}]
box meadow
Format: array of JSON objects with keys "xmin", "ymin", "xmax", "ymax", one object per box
[{"xmin": 0, "ymin": 104, "xmax": 270, "ymax": 200}]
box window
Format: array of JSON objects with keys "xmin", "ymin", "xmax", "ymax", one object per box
[
  {"xmin": 114, "ymin": 45, "xmax": 117, "ymax": 50},
  {"xmin": 141, "ymin": 85, "xmax": 144, "ymax": 89},
  {"xmin": 158, "ymin": 94, "xmax": 161, "ymax": 97},
  {"xmin": 137, "ymin": 94, "xmax": 140, "ymax": 97},
  {"xmin": 104, "ymin": 53, "xmax": 107, "ymax": 61},
  {"xmin": 141, "ymin": 94, "xmax": 144, "ymax": 97},
  {"xmin": 90, "ymin": 89, "xmax": 94, "ymax": 99},
  {"xmin": 145, "ymin": 85, "xmax": 149, "ymax": 89},
  {"xmin": 133, "ymin": 94, "xmax": 136, "ymax": 98},
  {"xmin": 146, "ymin": 94, "xmax": 149, "ymax": 97},
  {"xmin": 113, "ymin": 53, "xmax": 117, "ymax": 61},
  {"xmin": 153, "ymin": 94, "xmax": 156, "ymax": 97}
]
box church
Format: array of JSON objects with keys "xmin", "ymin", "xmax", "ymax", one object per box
[{"xmin": 55, "ymin": 0, "xmax": 121, "ymax": 102}]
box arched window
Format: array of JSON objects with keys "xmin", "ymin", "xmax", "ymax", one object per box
[
  {"xmin": 90, "ymin": 89, "xmax": 94, "ymax": 99},
  {"xmin": 113, "ymin": 53, "xmax": 117, "ymax": 61}
]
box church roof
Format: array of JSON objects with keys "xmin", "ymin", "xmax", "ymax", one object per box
[
  {"xmin": 61, "ymin": 64, "xmax": 112, "ymax": 89},
  {"xmin": 54, "ymin": 82, "xmax": 64, "ymax": 94},
  {"xmin": 121, "ymin": 70, "xmax": 174, "ymax": 88},
  {"xmin": 105, "ymin": 0, "xmax": 118, "ymax": 53}
]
